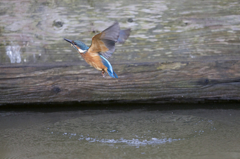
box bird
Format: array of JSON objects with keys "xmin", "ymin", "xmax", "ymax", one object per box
[{"xmin": 64, "ymin": 22, "xmax": 131, "ymax": 78}]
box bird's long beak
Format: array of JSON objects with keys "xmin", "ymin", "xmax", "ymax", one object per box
[{"xmin": 64, "ymin": 38, "xmax": 74, "ymax": 45}]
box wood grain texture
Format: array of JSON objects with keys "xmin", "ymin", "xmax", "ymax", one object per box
[
  {"xmin": 1, "ymin": 0, "xmax": 240, "ymax": 104},
  {"xmin": 1, "ymin": 59, "xmax": 240, "ymax": 104}
]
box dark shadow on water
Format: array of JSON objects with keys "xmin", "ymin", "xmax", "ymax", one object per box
[{"xmin": 0, "ymin": 100, "xmax": 239, "ymax": 112}]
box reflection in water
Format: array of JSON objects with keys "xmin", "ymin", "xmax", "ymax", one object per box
[{"xmin": 6, "ymin": 45, "xmax": 21, "ymax": 63}]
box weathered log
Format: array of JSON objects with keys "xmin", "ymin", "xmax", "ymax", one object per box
[
  {"xmin": 1, "ymin": 59, "xmax": 240, "ymax": 104},
  {"xmin": 0, "ymin": 0, "xmax": 240, "ymax": 104}
]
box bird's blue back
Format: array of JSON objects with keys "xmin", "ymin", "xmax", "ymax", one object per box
[{"xmin": 100, "ymin": 55, "xmax": 118, "ymax": 78}]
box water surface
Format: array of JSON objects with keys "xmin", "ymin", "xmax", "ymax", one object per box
[{"xmin": 1, "ymin": 104, "xmax": 240, "ymax": 159}]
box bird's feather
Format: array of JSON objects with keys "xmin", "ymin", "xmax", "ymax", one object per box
[
  {"xmin": 74, "ymin": 40, "xmax": 89, "ymax": 50},
  {"xmin": 100, "ymin": 55, "xmax": 118, "ymax": 78},
  {"xmin": 88, "ymin": 22, "xmax": 120, "ymax": 59},
  {"xmin": 117, "ymin": 29, "xmax": 131, "ymax": 44}
]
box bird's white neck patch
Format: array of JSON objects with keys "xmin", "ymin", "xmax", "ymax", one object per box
[{"xmin": 78, "ymin": 48, "xmax": 86, "ymax": 53}]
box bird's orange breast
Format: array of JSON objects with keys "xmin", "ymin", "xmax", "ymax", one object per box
[{"xmin": 80, "ymin": 51, "xmax": 107, "ymax": 71}]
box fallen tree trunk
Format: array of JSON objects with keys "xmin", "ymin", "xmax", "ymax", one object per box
[
  {"xmin": 0, "ymin": 0, "xmax": 240, "ymax": 104},
  {"xmin": 1, "ymin": 59, "xmax": 240, "ymax": 104}
]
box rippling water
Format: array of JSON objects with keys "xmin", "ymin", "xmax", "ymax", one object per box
[{"xmin": 0, "ymin": 104, "xmax": 240, "ymax": 159}]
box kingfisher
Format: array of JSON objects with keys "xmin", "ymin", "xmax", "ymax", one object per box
[{"xmin": 64, "ymin": 22, "xmax": 131, "ymax": 78}]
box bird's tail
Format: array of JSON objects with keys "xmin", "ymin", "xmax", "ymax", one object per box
[
  {"xmin": 107, "ymin": 70, "xmax": 118, "ymax": 78},
  {"xmin": 100, "ymin": 55, "xmax": 118, "ymax": 78}
]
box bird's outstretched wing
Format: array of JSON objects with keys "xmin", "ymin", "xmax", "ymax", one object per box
[
  {"xmin": 117, "ymin": 29, "xmax": 131, "ymax": 44},
  {"xmin": 88, "ymin": 22, "xmax": 120, "ymax": 58}
]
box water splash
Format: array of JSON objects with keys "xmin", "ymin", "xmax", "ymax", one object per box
[{"xmin": 78, "ymin": 136, "xmax": 182, "ymax": 147}]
